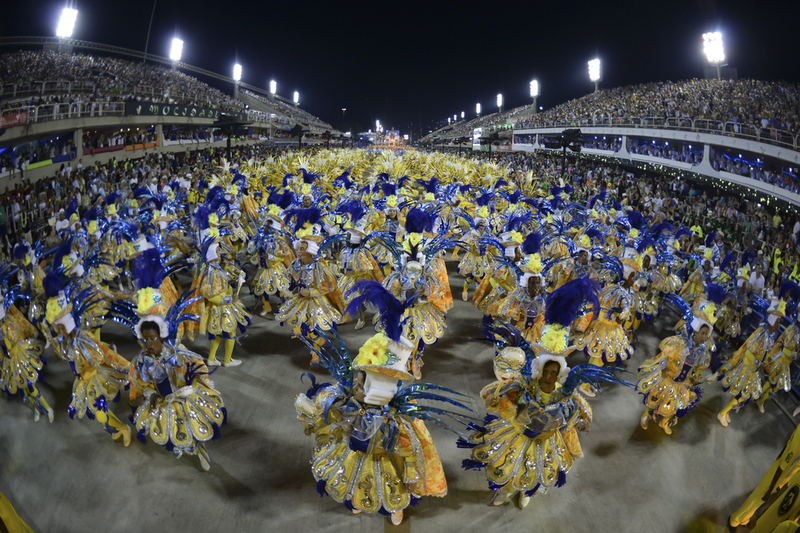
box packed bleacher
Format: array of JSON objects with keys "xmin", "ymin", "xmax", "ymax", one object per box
[
  {"xmin": 513, "ymin": 79, "xmax": 800, "ymax": 141},
  {"xmin": 242, "ymin": 90, "xmax": 332, "ymax": 129},
  {"xmin": 0, "ymin": 50, "xmax": 245, "ymax": 116}
]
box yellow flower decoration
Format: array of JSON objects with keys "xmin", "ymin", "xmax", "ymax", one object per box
[
  {"xmin": 578, "ymin": 235, "xmax": 591, "ymax": 248},
  {"xmin": 477, "ymin": 206, "xmax": 489, "ymax": 218},
  {"xmin": 386, "ymin": 195, "xmax": 398, "ymax": 208},
  {"xmin": 137, "ymin": 288, "xmax": 163, "ymax": 315},
  {"xmin": 704, "ymin": 247, "xmax": 713, "ymax": 260},
  {"xmin": 229, "ymin": 184, "xmax": 239, "ymax": 196},
  {"xmin": 88, "ymin": 221, "xmax": 98, "ymax": 234},
  {"xmin": 547, "ymin": 213, "xmax": 553, "ymax": 224},
  {"xmin": 268, "ymin": 205, "xmax": 281, "ymax": 216},
  {"xmin": 131, "ymin": 199, "xmax": 139, "ymax": 208},
  {"xmin": 45, "ymin": 297, "xmax": 66, "ymax": 325},
  {"xmin": 424, "ymin": 192, "xmax": 435, "ymax": 202},
  {"xmin": 107, "ymin": 204, "xmax": 117, "ymax": 215},
  {"xmin": 70, "ymin": 213, "xmax": 79, "ymax": 222},
  {"xmin": 301, "ymin": 183, "xmax": 312, "ymax": 195},
  {"xmin": 403, "ymin": 232, "xmax": 423, "ymax": 253},
  {"xmin": 209, "ymin": 213, "xmax": 219, "ymax": 227},
  {"xmin": 354, "ymin": 333, "xmax": 390, "ymax": 366},
  {"xmin": 296, "ymin": 222, "xmax": 314, "ymax": 239},
  {"xmin": 541, "ymin": 324, "xmax": 568, "ymax": 353},
  {"xmin": 526, "ymin": 253, "xmax": 542, "ymax": 274},
  {"xmin": 591, "ymin": 208, "xmax": 599, "ymax": 218},
  {"xmin": 630, "ymin": 228, "xmax": 639, "ymax": 238}
]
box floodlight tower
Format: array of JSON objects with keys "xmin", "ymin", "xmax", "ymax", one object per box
[
  {"xmin": 703, "ymin": 32, "xmax": 726, "ymax": 80},
  {"xmin": 293, "ymin": 91, "xmax": 299, "ymax": 106},
  {"xmin": 497, "ymin": 93, "xmax": 504, "ymax": 112},
  {"xmin": 461, "ymin": 111, "xmax": 465, "ymax": 119},
  {"xmin": 476, "ymin": 103, "xmax": 481, "ymax": 117},
  {"xmin": 588, "ymin": 59, "xmax": 601, "ymax": 92},
  {"xmin": 233, "ymin": 63, "xmax": 242, "ymax": 99},
  {"xmin": 169, "ymin": 38, "xmax": 183, "ymax": 70},
  {"xmin": 269, "ymin": 80, "xmax": 277, "ymax": 97},
  {"xmin": 56, "ymin": 5, "xmax": 78, "ymax": 52},
  {"xmin": 530, "ymin": 79, "xmax": 539, "ymax": 113}
]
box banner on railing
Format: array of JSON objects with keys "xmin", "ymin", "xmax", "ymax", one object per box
[
  {"xmin": 0, "ymin": 112, "xmax": 28, "ymax": 128},
  {"xmin": 124, "ymin": 102, "xmax": 246, "ymax": 122}
]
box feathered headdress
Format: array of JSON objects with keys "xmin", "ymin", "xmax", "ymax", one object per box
[
  {"xmin": 345, "ymin": 281, "xmax": 413, "ymax": 343},
  {"xmin": 538, "ymin": 278, "xmax": 599, "ymax": 355},
  {"xmin": 627, "ymin": 211, "xmax": 644, "ymax": 238},
  {"xmin": 284, "ymin": 207, "xmax": 322, "ymax": 232},
  {"xmin": 675, "ymin": 227, "xmax": 693, "ymax": 240},
  {"xmin": 705, "ymin": 231, "xmax": 716, "ymax": 247},
  {"xmin": 779, "ymin": 280, "xmax": 800, "ymax": 305},
  {"xmin": 649, "ymin": 222, "xmax": 674, "ymax": 238},
  {"xmin": 404, "ymin": 208, "xmax": 433, "ymax": 234},
  {"xmin": 522, "ymin": 232, "xmax": 542, "ymax": 255}
]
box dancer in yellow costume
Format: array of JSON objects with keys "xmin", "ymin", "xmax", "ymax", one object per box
[
  {"xmin": 295, "ymin": 282, "xmax": 472, "ymax": 526},
  {"xmin": 250, "ymin": 194, "xmax": 294, "ymax": 317},
  {"xmin": 462, "ymin": 279, "xmax": 629, "ymax": 509},
  {"xmin": 43, "ymin": 273, "xmax": 131, "ymax": 446},
  {"xmin": 758, "ymin": 282, "xmax": 800, "ymax": 412},
  {"xmin": 0, "ymin": 290, "xmax": 53, "ymax": 422},
  {"xmin": 124, "ymin": 253, "xmax": 226, "ymax": 471},
  {"xmin": 575, "ymin": 247, "xmax": 640, "ymax": 372},
  {"xmin": 276, "ymin": 208, "xmax": 343, "ymax": 342},
  {"xmin": 636, "ymin": 291, "xmax": 720, "ymax": 434},
  {"xmin": 717, "ymin": 298, "xmax": 784, "ymax": 427}
]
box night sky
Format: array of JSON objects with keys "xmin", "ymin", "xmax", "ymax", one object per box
[{"xmin": 3, "ymin": 0, "xmax": 800, "ymax": 137}]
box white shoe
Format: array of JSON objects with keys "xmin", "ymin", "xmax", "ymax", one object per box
[
  {"xmin": 223, "ymin": 358, "xmax": 242, "ymax": 367},
  {"xmin": 47, "ymin": 407, "xmax": 54, "ymax": 423},
  {"xmin": 462, "ymin": 292, "xmax": 469, "ymax": 302},
  {"xmin": 718, "ymin": 413, "xmax": 729, "ymax": 427},
  {"xmin": 34, "ymin": 409, "xmax": 40, "ymax": 422},
  {"xmin": 199, "ymin": 453, "xmax": 211, "ymax": 471},
  {"xmin": 758, "ymin": 402, "xmax": 766, "ymax": 414},
  {"xmin": 518, "ymin": 494, "xmax": 531, "ymax": 509},
  {"xmin": 351, "ymin": 509, "xmax": 362, "ymax": 515},
  {"xmin": 355, "ymin": 318, "xmax": 365, "ymax": 330},
  {"xmin": 640, "ymin": 412, "xmax": 649, "ymax": 430},
  {"xmin": 390, "ymin": 510, "xmax": 403, "ymax": 526},
  {"xmin": 207, "ymin": 359, "xmax": 221, "ymax": 367},
  {"xmin": 44, "ymin": 339, "xmax": 51, "ymax": 350}
]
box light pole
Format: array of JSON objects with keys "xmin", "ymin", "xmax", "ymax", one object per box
[
  {"xmin": 703, "ymin": 32, "xmax": 726, "ymax": 80},
  {"xmin": 476, "ymin": 103, "xmax": 481, "ymax": 117},
  {"xmin": 143, "ymin": 0, "xmax": 157, "ymax": 63},
  {"xmin": 233, "ymin": 63, "xmax": 242, "ymax": 100},
  {"xmin": 169, "ymin": 38, "xmax": 183, "ymax": 71},
  {"xmin": 342, "ymin": 108, "xmax": 346, "ymax": 120},
  {"xmin": 530, "ymin": 79, "xmax": 539, "ymax": 113},
  {"xmin": 497, "ymin": 93, "xmax": 503, "ymax": 113},
  {"xmin": 588, "ymin": 59, "xmax": 601, "ymax": 92}
]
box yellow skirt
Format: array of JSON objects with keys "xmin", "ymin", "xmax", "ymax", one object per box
[
  {"xmin": 0, "ymin": 340, "xmax": 45, "ymax": 394},
  {"xmin": 276, "ymin": 294, "xmax": 342, "ymax": 331},
  {"xmin": 575, "ymin": 318, "xmax": 634, "ymax": 364},
  {"xmin": 720, "ymin": 362, "xmax": 762, "ymax": 403},
  {"xmin": 133, "ymin": 383, "xmax": 226, "ymax": 452},
  {"xmin": 468, "ymin": 418, "xmax": 581, "ymax": 496},
  {"xmin": 636, "ymin": 362, "xmax": 699, "ymax": 418},
  {"xmin": 251, "ymin": 262, "xmax": 291, "ymax": 296}
]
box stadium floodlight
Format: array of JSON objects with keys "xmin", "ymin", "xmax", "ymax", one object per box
[
  {"xmin": 294, "ymin": 91, "xmax": 299, "ymax": 105},
  {"xmin": 461, "ymin": 111, "xmax": 465, "ymax": 119},
  {"xmin": 703, "ymin": 32, "xmax": 725, "ymax": 79},
  {"xmin": 56, "ymin": 7, "xmax": 78, "ymax": 38},
  {"xmin": 269, "ymin": 80, "xmax": 277, "ymax": 94},
  {"xmin": 497, "ymin": 93, "xmax": 503, "ymax": 111},
  {"xmin": 588, "ymin": 59, "xmax": 601, "ymax": 92},
  {"xmin": 454, "ymin": 114, "xmax": 457, "ymax": 122},
  {"xmin": 530, "ymin": 79, "xmax": 539, "ymax": 113},
  {"xmin": 476, "ymin": 103, "xmax": 481, "ymax": 116},
  {"xmin": 233, "ymin": 64, "xmax": 242, "ymax": 81},
  {"xmin": 448, "ymin": 117, "xmax": 451, "ymax": 124},
  {"xmin": 169, "ymin": 38, "xmax": 183, "ymax": 62}
]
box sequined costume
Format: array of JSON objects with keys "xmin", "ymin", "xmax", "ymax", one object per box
[
  {"xmin": 129, "ymin": 344, "xmax": 225, "ymax": 465},
  {"xmin": 465, "ymin": 378, "xmax": 592, "ymax": 501},
  {"xmin": 575, "ymin": 284, "xmax": 635, "ymax": 364},
  {"xmin": 0, "ymin": 305, "xmax": 50, "ymax": 420},
  {"xmin": 276, "ymin": 257, "xmax": 343, "ymax": 331}
]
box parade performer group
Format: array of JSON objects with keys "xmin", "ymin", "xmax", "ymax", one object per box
[{"xmin": 2, "ymin": 147, "xmax": 799, "ymax": 528}]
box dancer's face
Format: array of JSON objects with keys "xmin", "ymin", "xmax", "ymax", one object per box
[
  {"xmin": 693, "ymin": 325, "xmax": 710, "ymax": 344},
  {"xmin": 539, "ymin": 361, "xmax": 560, "ymax": 393},
  {"xmin": 141, "ymin": 327, "xmax": 164, "ymax": 357}
]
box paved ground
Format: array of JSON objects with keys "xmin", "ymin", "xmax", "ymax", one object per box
[{"xmin": 1, "ymin": 263, "xmax": 796, "ymax": 533}]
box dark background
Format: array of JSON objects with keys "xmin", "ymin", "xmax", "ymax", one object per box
[{"xmin": 3, "ymin": 0, "xmax": 800, "ymax": 137}]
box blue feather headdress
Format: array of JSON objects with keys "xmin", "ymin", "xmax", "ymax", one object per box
[
  {"xmin": 284, "ymin": 207, "xmax": 322, "ymax": 232},
  {"xmin": 585, "ymin": 228, "xmax": 605, "ymax": 244},
  {"xmin": 720, "ymin": 253, "xmax": 737, "ymax": 272},
  {"xmin": 705, "ymin": 231, "xmax": 716, "ymax": 247},
  {"xmin": 380, "ymin": 182, "xmax": 397, "ymax": 197},
  {"xmin": 649, "ymin": 222, "xmax": 675, "ymax": 238},
  {"xmin": 522, "ymin": 232, "xmax": 542, "ymax": 255},
  {"xmin": 780, "ymin": 280, "xmax": 800, "ymax": 305},
  {"xmin": 43, "ymin": 272, "xmax": 64, "ymax": 299},
  {"xmin": 405, "ymin": 208, "xmax": 433, "ymax": 234},
  {"xmin": 741, "ymin": 248, "xmax": 757, "ymax": 268},
  {"xmin": 627, "ymin": 211, "xmax": 644, "ymax": 232},
  {"xmin": 12, "ymin": 243, "xmax": 29, "ymax": 261},
  {"xmin": 588, "ymin": 190, "xmax": 606, "ymax": 209},
  {"xmin": 104, "ymin": 192, "xmax": 121, "ymax": 206},
  {"xmin": 544, "ymin": 278, "xmax": 600, "ymax": 328},
  {"xmin": 636, "ymin": 237, "xmax": 658, "ymax": 255},
  {"xmin": 132, "ymin": 248, "xmax": 166, "ymax": 290},
  {"xmin": 345, "ymin": 281, "xmax": 413, "ymax": 343},
  {"xmin": 194, "ymin": 205, "xmax": 210, "ymax": 230},
  {"xmin": 706, "ymin": 283, "xmax": 728, "ymax": 305},
  {"xmin": 675, "ymin": 227, "xmax": 693, "ymax": 240}
]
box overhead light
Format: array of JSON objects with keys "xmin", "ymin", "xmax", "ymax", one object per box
[
  {"xmin": 170, "ymin": 38, "xmax": 183, "ymax": 61},
  {"xmin": 233, "ymin": 64, "xmax": 242, "ymax": 82},
  {"xmin": 56, "ymin": 7, "xmax": 78, "ymax": 38}
]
